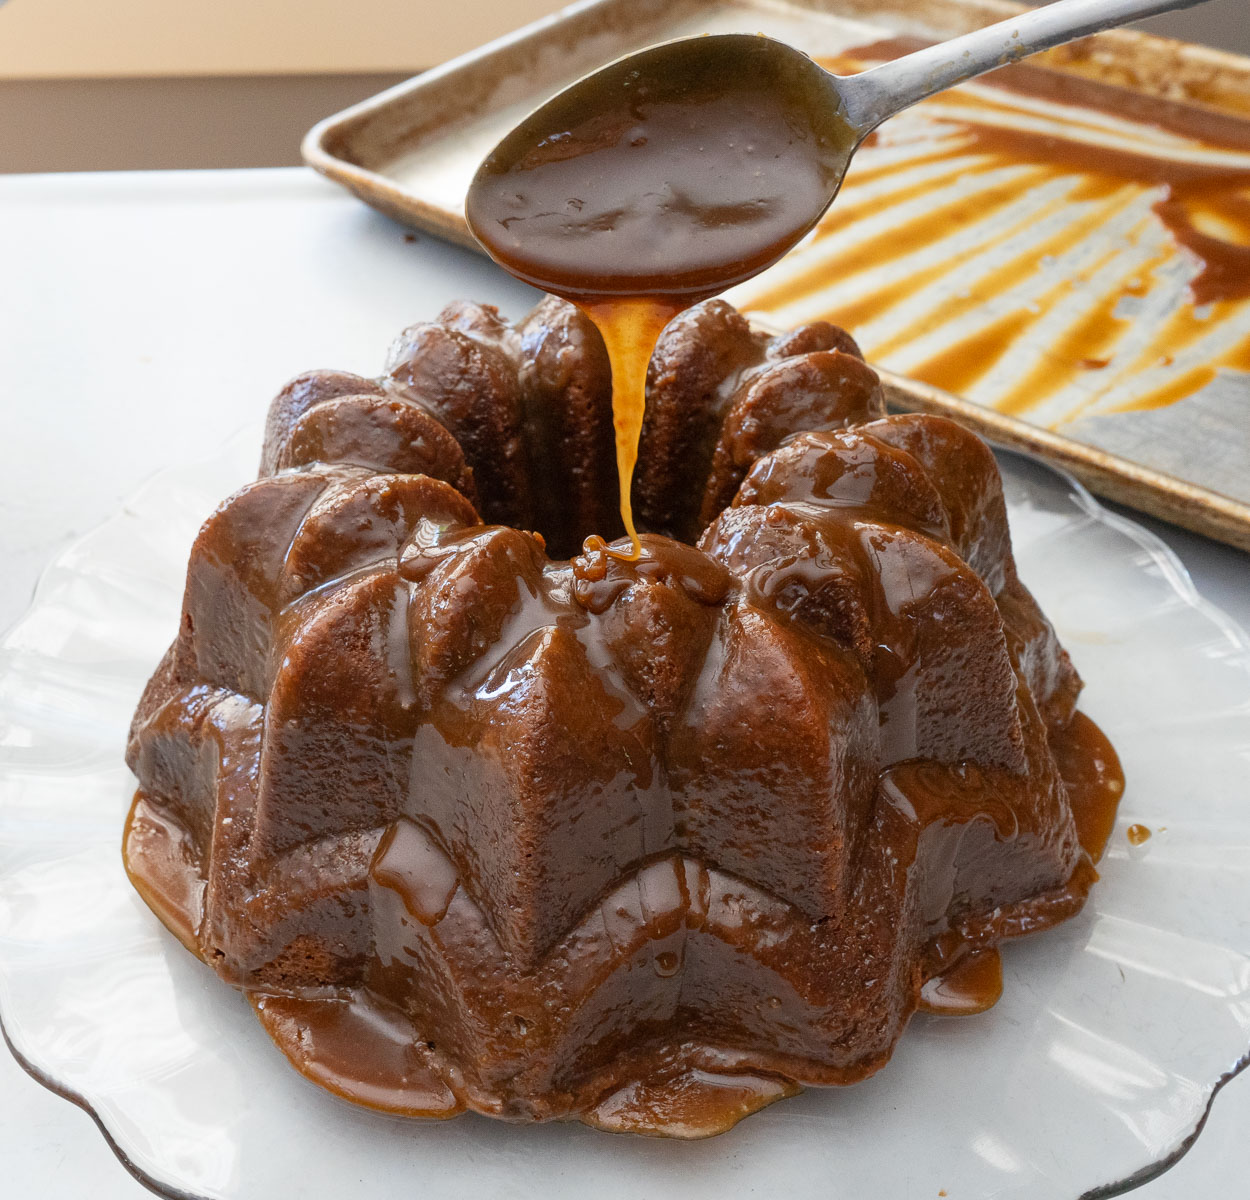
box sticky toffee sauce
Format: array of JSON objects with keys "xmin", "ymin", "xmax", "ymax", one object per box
[{"xmin": 467, "ymin": 35, "xmax": 855, "ymax": 556}]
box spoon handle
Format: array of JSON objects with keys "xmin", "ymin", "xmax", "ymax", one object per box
[{"xmin": 836, "ymin": 0, "xmax": 1212, "ymax": 135}]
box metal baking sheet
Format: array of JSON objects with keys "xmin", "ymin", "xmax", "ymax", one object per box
[{"xmin": 303, "ymin": 0, "xmax": 1250, "ymax": 553}]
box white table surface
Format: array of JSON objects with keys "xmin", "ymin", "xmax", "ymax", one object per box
[{"xmin": 1, "ymin": 168, "xmax": 1246, "ymax": 1199}]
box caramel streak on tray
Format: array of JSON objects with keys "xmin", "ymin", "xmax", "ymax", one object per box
[{"xmin": 728, "ymin": 42, "xmax": 1250, "ymax": 506}]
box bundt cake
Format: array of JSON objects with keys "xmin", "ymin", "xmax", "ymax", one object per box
[{"xmin": 124, "ymin": 296, "xmax": 1122, "ymax": 1137}]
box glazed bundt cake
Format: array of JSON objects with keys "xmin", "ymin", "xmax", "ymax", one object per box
[{"xmin": 125, "ymin": 297, "xmax": 1121, "ymax": 1136}]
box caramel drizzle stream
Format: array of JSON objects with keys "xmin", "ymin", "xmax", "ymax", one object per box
[{"xmin": 577, "ymin": 298, "xmax": 684, "ymax": 560}]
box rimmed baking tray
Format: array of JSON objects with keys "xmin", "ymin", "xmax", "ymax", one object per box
[{"xmin": 303, "ymin": 0, "xmax": 1250, "ymax": 553}]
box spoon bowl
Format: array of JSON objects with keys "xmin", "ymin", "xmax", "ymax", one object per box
[{"xmin": 465, "ymin": 34, "xmax": 854, "ymax": 301}]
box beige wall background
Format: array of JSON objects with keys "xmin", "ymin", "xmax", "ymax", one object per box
[
  {"xmin": 0, "ymin": 0, "xmax": 1244, "ymax": 80},
  {"xmin": 0, "ymin": 0, "xmax": 569, "ymax": 78}
]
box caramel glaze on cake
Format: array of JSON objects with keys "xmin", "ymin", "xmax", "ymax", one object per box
[{"xmin": 125, "ymin": 296, "xmax": 1123, "ymax": 1137}]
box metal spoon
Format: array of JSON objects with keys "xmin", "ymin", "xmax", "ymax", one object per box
[{"xmin": 466, "ymin": 0, "xmax": 1212, "ymax": 299}]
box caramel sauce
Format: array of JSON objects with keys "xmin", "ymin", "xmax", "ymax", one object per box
[
  {"xmin": 909, "ymin": 311, "xmax": 1035, "ymax": 399},
  {"xmin": 919, "ymin": 948, "xmax": 1003, "ymax": 1015},
  {"xmin": 998, "ymin": 301, "xmax": 1139, "ymax": 415},
  {"xmin": 583, "ymin": 1067, "xmax": 799, "ymax": 1139},
  {"xmin": 1127, "ymin": 822, "xmax": 1153, "ymax": 845},
  {"xmin": 734, "ymin": 40, "xmax": 1250, "ymax": 423},
  {"xmin": 122, "ymin": 794, "xmax": 204, "ymax": 957},
  {"xmin": 371, "ymin": 817, "xmax": 459, "ymax": 926},
  {"xmin": 251, "ymin": 991, "xmax": 463, "ymax": 1118},
  {"xmin": 1152, "ymin": 191, "xmax": 1250, "ymax": 304},
  {"xmin": 865, "ymin": 181, "xmax": 1132, "ymax": 374},
  {"xmin": 1050, "ymin": 711, "xmax": 1125, "ymax": 864},
  {"xmin": 747, "ymin": 172, "xmax": 1055, "ymax": 319},
  {"xmin": 578, "ymin": 298, "xmax": 685, "ymax": 555},
  {"xmin": 1128, "ymin": 365, "xmax": 1219, "ymax": 414},
  {"xmin": 467, "ymin": 36, "xmax": 855, "ymax": 556},
  {"xmin": 915, "ymin": 710, "xmax": 1123, "ymax": 1013}
]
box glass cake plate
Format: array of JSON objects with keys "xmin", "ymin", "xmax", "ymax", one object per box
[{"xmin": 1, "ymin": 425, "xmax": 1248, "ymax": 1200}]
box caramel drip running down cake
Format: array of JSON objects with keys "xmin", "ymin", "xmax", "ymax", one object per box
[{"xmin": 125, "ymin": 296, "xmax": 1123, "ymax": 1136}]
